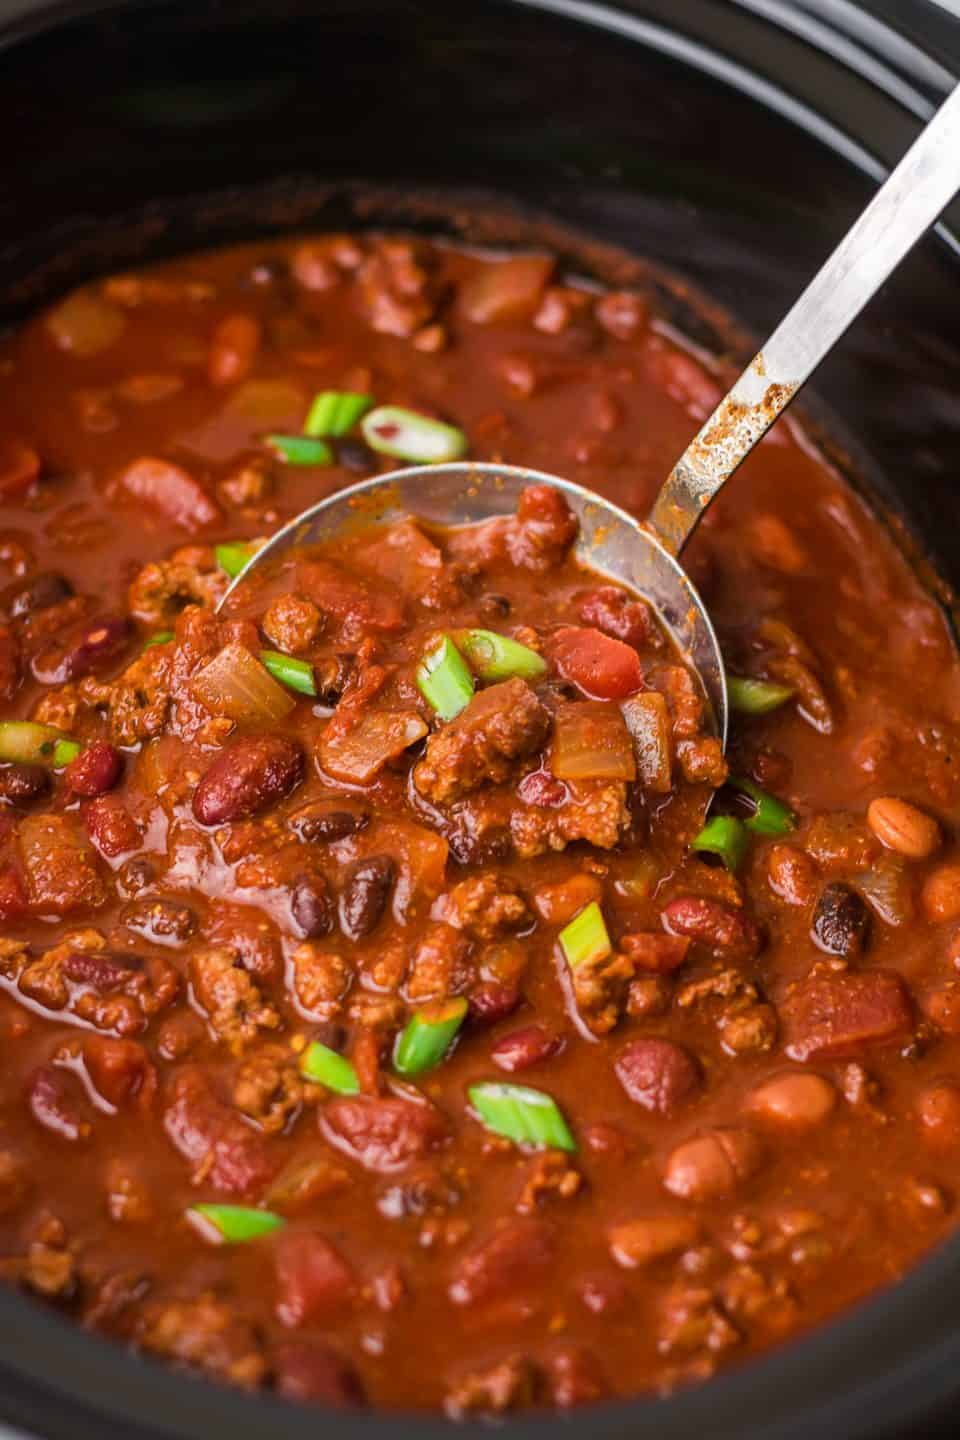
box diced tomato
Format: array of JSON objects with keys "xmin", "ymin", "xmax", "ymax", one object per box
[
  {"xmin": 548, "ymin": 627, "xmax": 643, "ymax": 700},
  {"xmin": 296, "ymin": 560, "xmax": 405, "ymax": 638}
]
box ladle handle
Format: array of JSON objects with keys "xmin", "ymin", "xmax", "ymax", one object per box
[{"xmin": 648, "ymin": 82, "xmax": 960, "ymax": 557}]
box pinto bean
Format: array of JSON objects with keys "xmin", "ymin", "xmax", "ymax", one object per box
[
  {"xmin": 448, "ymin": 1218, "xmax": 554, "ymax": 1305},
  {"xmin": 922, "ymin": 864, "xmax": 960, "ymax": 923},
  {"xmin": 193, "ymin": 736, "xmax": 303, "ymax": 826},
  {"xmin": 766, "ymin": 844, "xmax": 817, "ymax": 906},
  {"xmin": 338, "ymin": 855, "xmax": 394, "ymax": 941},
  {"xmin": 661, "ymin": 896, "xmax": 761, "ymax": 960},
  {"xmin": 663, "ymin": 1127, "xmax": 762, "ymax": 1201},
  {"xmin": 747, "ymin": 1073, "xmax": 836, "ymax": 1130},
  {"xmin": 866, "ymin": 796, "xmax": 941, "ymax": 860},
  {"xmin": 0, "ymin": 763, "xmax": 49, "ymax": 804},
  {"xmin": 916, "ymin": 1081, "xmax": 960, "ymax": 1149},
  {"xmin": 608, "ymin": 1214, "xmax": 700, "ymax": 1268},
  {"xmin": 811, "ymin": 883, "xmax": 869, "ymax": 957},
  {"xmin": 32, "ymin": 614, "xmax": 132, "ymax": 685},
  {"xmin": 7, "ymin": 571, "xmax": 73, "ymax": 619},
  {"xmin": 491, "ymin": 1025, "xmax": 562, "ymax": 1073},
  {"xmin": 615, "ymin": 1038, "xmax": 700, "ymax": 1114},
  {"xmin": 64, "ymin": 742, "xmax": 122, "ymax": 797},
  {"xmin": 290, "ymin": 875, "xmax": 334, "ymax": 939}
]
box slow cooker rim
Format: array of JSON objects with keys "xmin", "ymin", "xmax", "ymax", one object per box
[{"xmin": 0, "ymin": 1, "xmax": 956, "ymax": 1437}]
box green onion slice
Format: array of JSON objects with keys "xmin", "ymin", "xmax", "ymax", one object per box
[
  {"xmin": 728, "ymin": 676, "xmax": 794, "ymax": 715},
  {"xmin": 416, "ymin": 635, "xmax": 474, "ymax": 721},
  {"xmin": 0, "ymin": 721, "xmax": 78, "ymax": 768},
  {"xmin": 559, "ymin": 900, "xmax": 611, "ymax": 969},
  {"xmin": 259, "ymin": 650, "xmax": 316, "ymax": 697},
  {"xmin": 456, "ymin": 629, "xmax": 547, "ymax": 683},
  {"xmin": 215, "ymin": 542, "xmax": 255, "ymax": 579},
  {"xmin": 394, "ymin": 998, "xmax": 468, "ymax": 1077},
  {"xmin": 304, "ymin": 391, "xmax": 373, "ymax": 438},
  {"xmin": 299, "ymin": 1040, "xmax": 359, "ymax": 1095},
  {"xmin": 692, "ymin": 814, "xmax": 749, "ymax": 871},
  {"xmin": 266, "ymin": 434, "xmax": 334, "ymax": 466},
  {"xmin": 469, "ymin": 1081, "xmax": 575, "ymax": 1152},
  {"xmin": 144, "ymin": 630, "xmax": 174, "ymax": 649},
  {"xmin": 187, "ymin": 1203, "xmax": 284, "ymax": 1244},
  {"xmin": 361, "ymin": 406, "xmax": 468, "ymax": 464},
  {"xmin": 731, "ymin": 775, "xmax": 797, "ymax": 837}
]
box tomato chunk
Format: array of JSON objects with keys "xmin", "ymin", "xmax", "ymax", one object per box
[{"xmin": 548, "ymin": 627, "xmax": 643, "ymax": 700}]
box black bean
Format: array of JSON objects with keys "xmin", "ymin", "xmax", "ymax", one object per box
[
  {"xmin": 0, "ymin": 762, "xmax": 49, "ymax": 804},
  {"xmin": 8, "ymin": 572, "xmax": 73, "ymax": 619},
  {"xmin": 811, "ymin": 882, "xmax": 869, "ymax": 957},
  {"xmin": 291, "ymin": 875, "xmax": 334, "ymax": 939},
  {"xmin": 337, "ymin": 439, "xmax": 374, "ymax": 474},
  {"xmin": 338, "ymin": 855, "xmax": 395, "ymax": 941},
  {"xmin": 289, "ymin": 806, "xmax": 368, "ymax": 845}
]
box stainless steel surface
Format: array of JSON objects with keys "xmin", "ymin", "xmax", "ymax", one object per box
[
  {"xmin": 648, "ymin": 80, "xmax": 960, "ymax": 554},
  {"xmin": 217, "ymin": 463, "xmax": 729, "ymax": 741}
]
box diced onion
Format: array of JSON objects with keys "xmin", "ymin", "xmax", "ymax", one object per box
[
  {"xmin": 550, "ymin": 701, "xmax": 636, "ymax": 782},
  {"xmin": 189, "ymin": 642, "xmax": 295, "ymax": 725},
  {"xmin": 622, "ymin": 692, "xmax": 673, "ymax": 793},
  {"xmin": 319, "ymin": 710, "xmax": 428, "ymax": 785}
]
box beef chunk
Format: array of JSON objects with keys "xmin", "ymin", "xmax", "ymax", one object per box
[
  {"xmin": 138, "ymin": 1295, "xmax": 266, "ymax": 1388},
  {"xmin": 17, "ymin": 813, "xmax": 107, "ymax": 915},
  {"xmin": 189, "ymin": 946, "xmax": 281, "ymax": 1054},
  {"xmin": 414, "ymin": 678, "xmax": 550, "ymax": 806},
  {"xmin": 433, "ymin": 873, "xmax": 530, "ymax": 940}
]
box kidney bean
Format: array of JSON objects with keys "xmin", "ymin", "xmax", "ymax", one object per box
[
  {"xmin": 491, "ymin": 1024, "xmax": 562, "ymax": 1073},
  {"xmin": 469, "ymin": 980, "xmax": 522, "ymax": 1026},
  {"xmin": 608, "ymin": 1214, "xmax": 700, "ymax": 1269},
  {"xmin": 747, "ymin": 1073, "xmax": 836, "ymax": 1130},
  {"xmin": 289, "ymin": 806, "xmax": 368, "ymax": 844},
  {"xmin": 7, "ymin": 571, "xmax": 73, "ymax": 619},
  {"xmin": 193, "ymin": 736, "xmax": 304, "ymax": 826},
  {"xmin": 448, "ymin": 1218, "xmax": 554, "ymax": 1306},
  {"xmin": 83, "ymin": 1035, "xmax": 153, "ymax": 1108},
  {"xmin": 83, "ymin": 795, "xmax": 141, "ymax": 858},
  {"xmin": 866, "ymin": 796, "xmax": 941, "ymax": 860},
  {"xmin": 620, "ymin": 931, "xmax": 690, "ymax": 974},
  {"xmin": 781, "ymin": 971, "xmax": 912, "ymax": 1061},
  {"xmin": 64, "ymin": 741, "xmax": 122, "ymax": 797},
  {"xmin": 766, "ymin": 843, "xmax": 817, "ymax": 906},
  {"xmin": 163, "ymin": 1067, "xmax": 277, "ymax": 1196},
  {"xmin": 291, "ymin": 875, "xmax": 334, "ymax": 939},
  {"xmin": 615, "ymin": 1038, "xmax": 700, "ymax": 1114},
  {"xmin": 661, "ymin": 895, "xmax": 761, "ymax": 960},
  {"xmin": 32, "ymin": 613, "xmax": 132, "ymax": 685},
  {"xmin": 27, "ymin": 1066, "xmax": 91, "ymax": 1142},
  {"xmin": 517, "ymin": 770, "xmax": 567, "ymax": 808},
  {"xmin": 208, "ymin": 313, "xmax": 261, "ymax": 387},
  {"xmin": 338, "ymin": 855, "xmax": 394, "ymax": 941},
  {"xmin": 810, "ymin": 882, "xmax": 869, "ymax": 957},
  {"xmin": 922, "ymin": 863, "xmax": 960, "ymax": 923},
  {"xmin": 0, "ymin": 763, "xmax": 49, "ymax": 804},
  {"xmin": 62, "ymin": 949, "xmax": 140, "ymax": 993},
  {"xmin": 273, "ymin": 1342, "xmax": 365, "ymax": 1407},
  {"xmin": 274, "ymin": 1230, "xmax": 355, "ymax": 1327},
  {"xmin": 120, "ymin": 456, "xmax": 221, "ymax": 531},
  {"xmin": 663, "ymin": 1127, "xmax": 762, "ymax": 1202},
  {"xmin": 320, "ymin": 1096, "xmax": 447, "ymax": 1174},
  {"xmin": 916, "ymin": 1081, "xmax": 960, "ymax": 1149}
]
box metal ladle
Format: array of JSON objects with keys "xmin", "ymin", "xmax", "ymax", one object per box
[{"xmin": 221, "ymin": 84, "xmax": 960, "ymax": 744}]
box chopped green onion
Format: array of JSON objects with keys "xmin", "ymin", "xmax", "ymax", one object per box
[
  {"xmin": 731, "ymin": 775, "xmax": 797, "ymax": 837},
  {"xmin": 215, "ymin": 542, "xmax": 254, "ymax": 579},
  {"xmin": 144, "ymin": 630, "xmax": 174, "ymax": 649},
  {"xmin": 692, "ymin": 814, "xmax": 749, "ymax": 871},
  {"xmin": 456, "ymin": 629, "xmax": 547, "ymax": 683},
  {"xmin": 304, "ymin": 390, "xmax": 373, "ymax": 438},
  {"xmin": 299, "ymin": 1041, "xmax": 359, "ymax": 1095},
  {"xmin": 394, "ymin": 998, "xmax": 468, "ymax": 1077},
  {"xmin": 266, "ymin": 434, "xmax": 334, "ymax": 466},
  {"xmin": 187, "ymin": 1203, "xmax": 284, "ymax": 1244},
  {"xmin": 361, "ymin": 405, "xmax": 468, "ymax": 464},
  {"xmin": 0, "ymin": 721, "xmax": 77, "ymax": 768},
  {"xmin": 469, "ymin": 1081, "xmax": 575, "ymax": 1152},
  {"xmin": 559, "ymin": 901, "xmax": 611, "ymax": 969},
  {"xmin": 416, "ymin": 635, "xmax": 474, "ymax": 721},
  {"xmin": 728, "ymin": 676, "xmax": 794, "ymax": 715},
  {"xmin": 259, "ymin": 650, "xmax": 316, "ymax": 697}
]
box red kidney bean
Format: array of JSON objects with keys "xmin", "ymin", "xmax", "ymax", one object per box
[
  {"xmin": 661, "ymin": 895, "xmax": 762, "ymax": 959},
  {"xmin": 62, "ymin": 949, "xmax": 141, "ymax": 993},
  {"xmin": 320, "ymin": 1096, "xmax": 447, "ymax": 1174},
  {"xmin": 163, "ymin": 1067, "xmax": 277, "ymax": 1196},
  {"xmin": 289, "ymin": 806, "xmax": 368, "ymax": 844},
  {"xmin": 338, "ymin": 855, "xmax": 394, "ymax": 941},
  {"xmin": 27, "ymin": 1066, "xmax": 91, "ymax": 1142},
  {"xmin": 0, "ymin": 763, "xmax": 49, "ymax": 804},
  {"xmin": 7, "ymin": 571, "xmax": 73, "ymax": 618},
  {"xmin": 83, "ymin": 1035, "xmax": 153, "ymax": 1108},
  {"xmin": 615, "ymin": 1037, "xmax": 700, "ymax": 1114},
  {"xmin": 193, "ymin": 736, "xmax": 304, "ymax": 826},
  {"xmin": 620, "ymin": 931, "xmax": 690, "ymax": 974},
  {"xmin": 32, "ymin": 613, "xmax": 132, "ymax": 685},
  {"xmin": 811, "ymin": 883, "xmax": 870, "ymax": 957},
  {"xmin": 83, "ymin": 795, "xmax": 141, "ymax": 857},
  {"xmin": 448, "ymin": 1218, "xmax": 554, "ymax": 1306},
  {"xmin": 64, "ymin": 741, "xmax": 122, "ymax": 797},
  {"xmin": 491, "ymin": 1024, "xmax": 562, "ymax": 1072},
  {"xmin": 274, "ymin": 1230, "xmax": 355, "ymax": 1327},
  {"xmin": 518, "ymin": 770, "xmax": 568, "ymax": 808},
  {"xmin": 469, "ymin": 980, "xmax": 522, "ymax": 1026},
  {"xmin": 291, "ymin": 875, "xmax": 334, "ymax": 939},
  {"xmin": 273, "ymin": 1342, "xmax": 365, "ymax": 1407}
]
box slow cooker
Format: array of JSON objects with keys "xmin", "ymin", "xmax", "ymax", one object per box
[{"xmin": 0, "ymin": 1, "xmax": 958, "ymax": 1436}]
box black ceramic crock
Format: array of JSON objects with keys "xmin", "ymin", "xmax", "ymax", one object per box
[{"xmin": 0, "ymin": 1, "xmax": 958, "ymax": 1436}]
